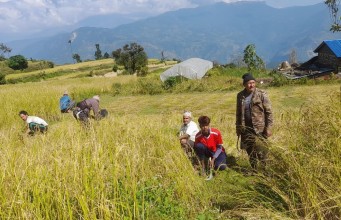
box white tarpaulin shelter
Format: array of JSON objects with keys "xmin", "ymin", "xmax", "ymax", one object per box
[{"xmin": 160, "ymin": 58, "xmax": 213, "ymax": 82}]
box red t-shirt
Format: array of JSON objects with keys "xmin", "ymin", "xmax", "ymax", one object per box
[{"xmin": 195, "ymin": 128, "xmax": 224, "ymax": 152}]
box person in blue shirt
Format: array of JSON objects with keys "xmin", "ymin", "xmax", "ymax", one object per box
[{"xmin": 59, "ymin": 90, "xmax": 75, "ymax": 113}]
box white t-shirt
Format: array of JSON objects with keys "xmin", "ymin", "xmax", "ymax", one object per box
[
  {"xmin": 179, "ymin": 120, "xmax": 199, "ymax": 142},
  {"xmin": 26, "ymin": 116, "xmax": 48, "ymax": 126}
]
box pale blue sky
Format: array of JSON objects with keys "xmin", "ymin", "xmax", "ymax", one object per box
[{"xmin": 0, "ymin": 0, "xmax": 325, "ymax": 42}]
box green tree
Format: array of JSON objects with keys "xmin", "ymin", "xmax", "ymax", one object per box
[
  {"xmin": 243, "ymin": 44, "xmax": 265, "ymax": 71},
  {"xmin": 112, "ymin": 42, "xmax": 148, "ymax": 75},
  {"xmin": 325, "ymin": 0, "xmax": 341, "ymax": 32},
  {"xmin": 94, "ymin": 44, "xmax": 103, "ymax": 60},
  {"xmin": 103, "ymin": 52, "xmax": 110, "ymax": 59},
  {"xmin": 0, "ymin": 43, "xmax": 12, "ymax": 59},
  {"xmin": 7, "ymin": 55, "xmax": 28, "ymax": 71},
  {"xmin": 73, "ymin": 53, "xmax": 82, "ymax": 63}
]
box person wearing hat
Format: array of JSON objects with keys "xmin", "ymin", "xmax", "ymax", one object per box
[
  {"xmin": 73, "ymin": 95, "xmax": 101, "ymax": 123},
  {"xmin": 179, "ymin": 111, "xmax": 200, "ymax": 166},
  {"xmin": 236, "ymin": 73, "xmax": 273, "ymax": 171},
  {"xmin": 19, "ymin": 110, "xmax": 48, "ymax": 136},
  {"xmin": 59, "ymin": 90, "xmax": 75, "ymax": 113},
  {"xmin": 194, "ymin": 115, "xmax": 227, "ymax": 175}
]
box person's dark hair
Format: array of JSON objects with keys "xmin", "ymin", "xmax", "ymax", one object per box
[
  {"xmin": 19, "ymin": 110, "xmax": 28, "ymax": 116},
  {"xmin": 242, "ymin": 73, "xmax": 255, "ymax": 84},
  {"xmin": 198, "ymin": 115, "xmax": 210, "ymax": 126}
]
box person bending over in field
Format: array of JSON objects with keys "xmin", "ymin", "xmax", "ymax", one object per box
[
  {"xmin": 19, "ymin": 110, "xmax": 48, "ymax": 136},
  {"xmin": 179, "ymin": 111, "xmax": 200, "ymax": 167},
  {"xmin": 73, "ymin": 95, "xmax": 107, "ymax": 125},
  {"xmin": 59, "ymin": 90, "xmax": 75, "ymax": 113},
  {"xmin": 236, "ymin": 73, "xmax": 273, "ymax": 171},
  {"xmin": 194, "ymin": 116, "xmax": 227, "ymax": 175}
]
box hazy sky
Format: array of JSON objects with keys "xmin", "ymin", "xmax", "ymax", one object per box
[{"xmin": 0, "ymin": 0, "xmax": 324, "ymax": 42}]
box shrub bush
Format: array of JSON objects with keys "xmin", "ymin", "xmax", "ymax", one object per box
[
  {"xmin": 137, "ymin": 66, "xmax": 148, "ymax": 77},
  {"xmin": 7, "ymin": 55, "xmax": 28, "ymax": 70},
  {"xmin": 112, "ymin": 64, "xmax": 118, "ymax": 72},
  {"xmin": 134, "ymin": 78, "xmax": 163, "ymax": 95},
  {"xmin": 45, "ymin": 61, "xmax": 54, "ymax": 68},
  {"xmin": 269, "ymin": 71, "xmax": 290, "ymax": 87},
  {"xmin": 0, "ymin": 72, "xmax": 6, "ymax": 84},
  {"xmin": 162, "ymin": 76, "xmax": 183, "ymax": 90},
  {"xmin": 112, "ymin": 83, "xmax": 122, "ymax": 96}
]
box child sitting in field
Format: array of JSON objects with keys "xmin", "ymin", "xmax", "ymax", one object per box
[{"xmin": 19, "ymin": 110, "xmax": 48, "ymax": 136}]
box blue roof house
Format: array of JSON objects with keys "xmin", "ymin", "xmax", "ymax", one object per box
[{"xmin": 313, "ymin": 39, "xmax": 341, "ymax": 71}]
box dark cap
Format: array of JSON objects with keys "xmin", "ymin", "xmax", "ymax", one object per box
[{"xmin": 242, "ymin": 73, "xmax": 255, "ymax": 84}]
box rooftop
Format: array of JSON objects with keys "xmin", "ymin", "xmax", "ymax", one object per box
[{"xmin": 314, "ymin": 39, "xmax": 341, "ymax": 58}]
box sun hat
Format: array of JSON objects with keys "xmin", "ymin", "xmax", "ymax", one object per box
[{"xmin": 93, "ymin": 95, "xmax": 100, "ymax": 101}]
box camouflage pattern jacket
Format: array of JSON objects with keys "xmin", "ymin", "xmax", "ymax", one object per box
[{"xmin": 236, "ymin": 88, "xmax": 273, "ymax": 135}]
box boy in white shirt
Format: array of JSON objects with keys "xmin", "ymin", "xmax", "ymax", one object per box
[{"xmin": 19, "ymin": 110, "xmax": 48, "ymax": 135}]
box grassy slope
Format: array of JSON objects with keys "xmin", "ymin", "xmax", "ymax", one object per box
[
  {"xmin": 4, "ymin": 59, "xmax": 116, "ymax": 81},
  {"xmin": 3, "ymin": 59, "xmax": 178, "ymax": 82},
  {"xmin": 0, "ymin": 63, "xmax": 340, "ymax": 219}
]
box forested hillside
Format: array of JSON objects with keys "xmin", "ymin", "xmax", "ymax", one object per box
[{"xmin": 8, "ymin": 2, "xmax": 341, "ymax": 67}]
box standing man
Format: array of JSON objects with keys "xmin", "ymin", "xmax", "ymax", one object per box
[
  {"xmin": 59, "ymin": 90, "xmax": 75, "ymax": 113},
  {"xmin": 194, "ymin": 116, "xmax": 227, "ymax": 174},
  {"xmin": 236, "ymin": 73, "xmax": 273, "ymax": 170},
  {"xmin": 19, "ymin": 110, "xmax": 48, "ymax": 135},
  {"xmin": 73, "ymin": 95, "xmax": 101, "ymax": 124}
]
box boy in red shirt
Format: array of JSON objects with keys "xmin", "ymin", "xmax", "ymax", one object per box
[{"xmin": 194, "ymin": 116, "xmax": 227, "ymax": 174}]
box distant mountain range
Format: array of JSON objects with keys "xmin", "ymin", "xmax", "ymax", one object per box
[{"xmin": 8, "ymin": 1, "xmax": 341, "ymax": 67}]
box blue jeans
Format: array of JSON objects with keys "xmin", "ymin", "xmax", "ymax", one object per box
[{"xmin": 194, "ymin": 143, "xmax": 227, "ymax": 170}]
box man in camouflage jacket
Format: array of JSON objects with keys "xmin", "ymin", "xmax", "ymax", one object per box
[{"xmin": 236, "ymin": 73, "xmax": 273, "ymax": 170}]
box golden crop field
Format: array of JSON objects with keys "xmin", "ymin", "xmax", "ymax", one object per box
[{"xmin": 0, "ymin": 68, "xmax": 340, "ymax": 219}]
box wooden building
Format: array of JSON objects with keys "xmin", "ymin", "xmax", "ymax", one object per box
[{"xmin": 313, "ymin": 39, "xmax": 341, "ymax": 72}]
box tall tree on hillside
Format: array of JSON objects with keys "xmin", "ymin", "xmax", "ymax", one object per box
[
  {"xmin": 289, "ymin": 49, "xmax": 297, "ymax": 64},
  {"xmin": 0, "ymin": 43, "xmax": 12, "ymax": 59},
  {"xmin": 68, "ymin": 32, "xmax": 77, "ymax": 63},
  {"xmin": 243, "ymin": 44, "xmax": 265, "ymax": 71},
  {"xmin": 94, "ymin": 44, "xmax": 103, "ymax": 60},
  {"xmin": 325, "ymin": 0, "xmax": 341, "ymax": 32},
  {"xmin": 160, "ymin": 51, "xmax": 166, "ymax": 64},
  {"xmin": 112, "ymin": 42, "xmax": 148, "ymax": 75},
  {"xmin": 73, "ymin": 54, "xmax": 82, "ymax": 63},
  {"xmin": 68, "ymin": 40, "xmax": 74, "ymax": 63}
]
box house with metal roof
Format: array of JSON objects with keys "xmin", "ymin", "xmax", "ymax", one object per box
[
  {"xmin": 313, "ymin": 39, "xmax": 341, "ymax": 71},
  {"xmin": 277, "ymin": 40, "xmax": 340, "ymax": 80}
]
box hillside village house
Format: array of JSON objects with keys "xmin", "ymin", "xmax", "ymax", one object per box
[
  {"xmin": 313, "ymin": 39, "xmax": 341, "ymax": 72},
  {"xmin": 278, "ymin": 40, "xmax": 341, "ymax": 79}
]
